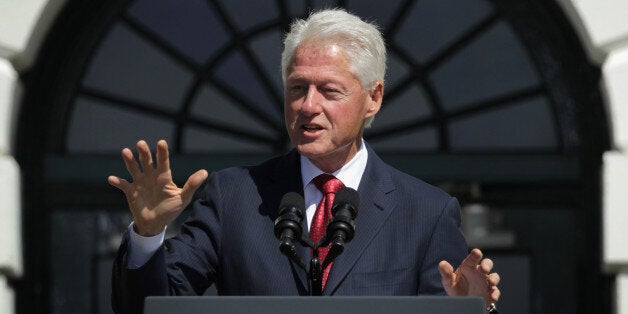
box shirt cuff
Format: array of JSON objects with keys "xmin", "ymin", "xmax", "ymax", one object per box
[{"xmin": 127, "ymin": 222, "xmax": 166, "ymax": 269}]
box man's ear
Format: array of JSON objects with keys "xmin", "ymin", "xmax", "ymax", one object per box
[{"xmin": 365, "ymin": 81, "xmax": 384, "ymax": 118}]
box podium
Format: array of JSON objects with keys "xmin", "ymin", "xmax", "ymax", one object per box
[{"xmin": 144, "ymin": 296, "xmax": 486, "ymax": 314}]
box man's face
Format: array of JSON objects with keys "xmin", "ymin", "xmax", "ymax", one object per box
[{"xmin": 284, "ymin": 44, "xmax": 382, "ymax": 172}]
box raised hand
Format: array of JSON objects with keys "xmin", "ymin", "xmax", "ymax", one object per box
[
  {"xmin": 108, "ymin": 140, "xmax": 208, "ymax": 236},
  {"xmin": 438, "ymin": 248, "xmax": 501, "ymax": 306}
]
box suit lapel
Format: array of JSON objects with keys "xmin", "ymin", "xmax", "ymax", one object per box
[{"xmin": 323, "ymin": 146, "xmax": 397, "ymax": 295}]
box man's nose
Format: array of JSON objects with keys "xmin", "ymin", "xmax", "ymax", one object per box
[{"xmin": 300, "ymin": 85, "xmax": 322, "ymax": 115}]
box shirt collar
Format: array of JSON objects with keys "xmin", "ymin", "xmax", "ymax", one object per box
[{"xmin": 300, "ymin": 139, "xmax": 368, "ymax": 191}]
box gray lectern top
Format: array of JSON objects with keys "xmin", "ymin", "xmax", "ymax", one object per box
[{"xmin": 144, "ymin": 296, "xmax": 486, "ymax": 314}]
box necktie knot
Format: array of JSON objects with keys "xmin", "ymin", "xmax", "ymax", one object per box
[{"xmin": 313, "ymin": 174, "xmax": 344, "ymax": 195}]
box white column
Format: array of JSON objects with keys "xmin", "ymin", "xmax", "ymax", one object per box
[
  {"xmin": 0, "ymin": 0, "xmax": 66, "ymax": 70},
  {"xmin": 0, "ymin": 53, "xmax": 20, "ymax": 314},
  {"xmin": 0, "ymin": 157, "xmax": 22, "ymax": 277},
  {"xmin": 619, "ymin": 271, "xmax": 628, "ymax": 314},
  {"xmin": 0, "ymin": 2, "xmax": 45, "ymax": 313},
  {"xmin": 0, "ymin": 158, "xmax": 21, "ymax": 314},
  {"xmin": 0, "ymin": 60, "xmax": 17, "ymax": 154},
  {"xmin": 604, "ymin": 47, "xmax": 628, "ymax": 151},
  {"xmin": 603, "ymin": 152, "xmax": 628, "ymax": 268},
  {"xmin": 0, "ymin": 277, "xmax": 13, "ymax": 314},
  {"xmin": 568, "ymin": 0, "xmax": 628, "ymax": 49}
]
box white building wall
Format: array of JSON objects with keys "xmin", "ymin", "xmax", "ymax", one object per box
[
  {"xmin": 0, "ymin": 1, "xmax": 627, "ymax": 313},
  {"xmin": 569, "ymin": 0, "xmax": 628, "ymax": 51},
  {"xmin": 0, "ymin": 2, "xmax": 65, "ymax": 314},
  {"xmin": 603, "ymin": 49, "xmax": 628, "ymax": 277},
  {"xmin": 0, "ymin": 1, "xmax": 49, "ymax": 58},
  {"xmin": 564, "ymin": 1, "xmax": 628, "ymax": 313},
  {"xmin": 0, "ymin": 277, "xmax": 13, "ymax": 314},
  {"xmin": 0, "ymin": 60, "xmax": 17, "ymax": 155},
  {"xmin": 619, "ymin": 270, "xmax": 628, "ymax": 314}
]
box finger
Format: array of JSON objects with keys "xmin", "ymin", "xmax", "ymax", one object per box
[
  {"xmin": 438, "ymin": 260, "xmax": 455, "ymax": 287},
  {"xmin": 156, "ymin": 139, "xmax": 170, "ymax": 173},
  {"xmin": 461, "ymin": 248, "xmax": 483, "ymax": 268},
  {"xmin": 490, "ymin": 286, "xmax": 500, "ymax": 302},
  {"xmin": 487, "ymin": 272, "xmax": 500, "ymax": 286},
  {"xmin": 137, "ymin": 140, "xmax": 154, "ymax": 173},
  {"xmin": 108, "ymin": 176, "xmax": 132, "ymax": 194},
  {"xmin": 121, "ymin": 148, "xmax": 141, "ymax": 178},
  {"xmin": 480, "ymin": 258, "xmax": 494, "ymax": 274},
  {"xmin": 181, "ymin": 169, "xmax": 209, "ymax": 205}
]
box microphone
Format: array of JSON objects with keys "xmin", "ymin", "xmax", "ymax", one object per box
[
  {"xmin": 273, "ymin": 192, "xmax": 305, "ymax": 266},
  {"xmin": 321, "ymin": 187, "xmax": 359, "ymax": 268}
]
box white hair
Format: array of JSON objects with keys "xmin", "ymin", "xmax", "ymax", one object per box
[{"xmin": 281, "ymin": 9, "xmax": 386, "ymax": 127}]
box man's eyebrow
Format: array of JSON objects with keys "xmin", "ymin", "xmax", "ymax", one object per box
[
  {"xmin": 286, "ymin": 74, "xmax": 305, "ymax": 81},
  {"xmin": 286, "ymin": 75, "xmax": 346, "ymax": 86}
]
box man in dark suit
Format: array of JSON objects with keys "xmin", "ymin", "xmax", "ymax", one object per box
[{"xmin": 108, "ymin": 8, "xmax": 500, "ymax": 314}]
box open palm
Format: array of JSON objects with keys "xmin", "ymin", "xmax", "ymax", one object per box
[{"xmin": 108, "ymin": 140, "xmax": 208, "ymax": 236}]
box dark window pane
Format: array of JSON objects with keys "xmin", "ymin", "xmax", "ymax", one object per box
[
  {"xmin": 285, "ymin": 1, "xmax": 307, "ymax": 16},
  {"xmin": 213, "ymin": 50, "xmax": 282, "ymax": 124},
  {"xmin": 368, "ymin": 127, "xmax": 439, "ymax": 151},
  {"xmin": 67, "ymin": 97, "xmax": 176, "ymax": 153},
  {"xmin": 431, "ymin": 21, "xmax": 540, "ymax": 111},
  {"xmin": 386, "ymin": 52, "xmax": 412, "ymax": 89},
  {"xmin": 128, "ymin": 0, "xmax": 230, "ymax": 64},
  {"xmin": 189, "ymin": 84, "xmax": 277, "ymax": 138},
  {"xmin": 448, "ymin": 97, "xmax": 557, "ymax": 151},
  {"xmin": 248, "ymin": 29, "xmax": 284, "ymax": 93},
  {"xmin": 310, "ymin": 0, "xmax": 343, "ymax": 11},
  {"xmin": 375, "ymin": 85, "xmax": 432, "ymax": 129},
  {"xmin": 395, "ymin": 0, "xmax": 493, "ymax": 63},
  {"xmin": 82, "ymin": 23, "xmax": 193, "ymax": 112},
  {"xmin": 183, "ymin": 126, "xmax": 273, "ymax": 153},
  {"xmin": 220, "ymin": 0, "xmax": 277, "ymax": 31},
  {"xmin": 346, "ymin": 0, "xmax": 407, "ymax": 27}
]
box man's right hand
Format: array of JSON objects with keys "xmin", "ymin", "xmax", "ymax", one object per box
[{"xmin": 108, "ymin": 139, "xmax": 208, "ymax": 236}]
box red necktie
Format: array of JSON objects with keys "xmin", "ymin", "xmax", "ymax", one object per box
[{"xmin": 310, "ymin": 174, "xmax": 345, "ymax": 289}]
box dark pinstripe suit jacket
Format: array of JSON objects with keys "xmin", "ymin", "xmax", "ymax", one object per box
[{"xmin": 111, "ymin": 145, "xmax": 468, "ymax": 313}]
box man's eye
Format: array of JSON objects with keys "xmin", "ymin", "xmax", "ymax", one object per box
[
  {"xmin": 289, "ymin": 85, "xmax": 304, "ymax": 92},
  {"xmin": 323, "ymin": 88, "xmax": 344, "ymax": 98}
]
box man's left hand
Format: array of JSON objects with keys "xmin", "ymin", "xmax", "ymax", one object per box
[{"xmin": 438, "ymin": 248, "xmax": 500, "ymax": 306}]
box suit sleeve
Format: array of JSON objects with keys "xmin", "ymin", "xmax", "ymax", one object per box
[
  {"xmin": 418, "ymin": 197, "xmax": 468, "ymax": 295},
  {"xmin": 111, "ymin": 232, "xmax": 169, "ymax": 314},
  {"xmin": 111, "ymin": 173, "xmax": 222, "ymax": 313},
  {"xmin": 162, "ymin": 174, "xmax": 222, "ymax": 295}
]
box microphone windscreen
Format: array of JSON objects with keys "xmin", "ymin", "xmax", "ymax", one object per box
[
  {"xmin": 332, "ymin": 187, "xmax": 359, "ymax": 217},
  {"xmin": 279, "ymin": 192, "xmax": 305, "ymax": 215}
]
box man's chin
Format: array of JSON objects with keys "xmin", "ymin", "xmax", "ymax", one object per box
[{"xmin": 295, "ymin": 144, "xmax": 327, "ymax": 159}]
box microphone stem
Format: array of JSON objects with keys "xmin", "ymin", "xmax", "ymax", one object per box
[
  {"xmin": 321, "ymin": 236, "xmax": 345, "ymax": 270},
  {"xmin": 279, "ymin": 238, "xmax": 306, "ymax": 270},
  {"xmin": 310, "ymin": 256, "xmax": 322, "ymax": 296}
]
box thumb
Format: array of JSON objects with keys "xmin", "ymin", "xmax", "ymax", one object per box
[
  {"xmin": 181, "ymin": 169, "xmax": 209, "ymax": 204},
  {"xmin": 108, "ymin": 176, "xmax": 132, "ymax": 195},
  {"xmin": 439, "ymin": 260, "xmax": 455, "ymax": 288}
]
